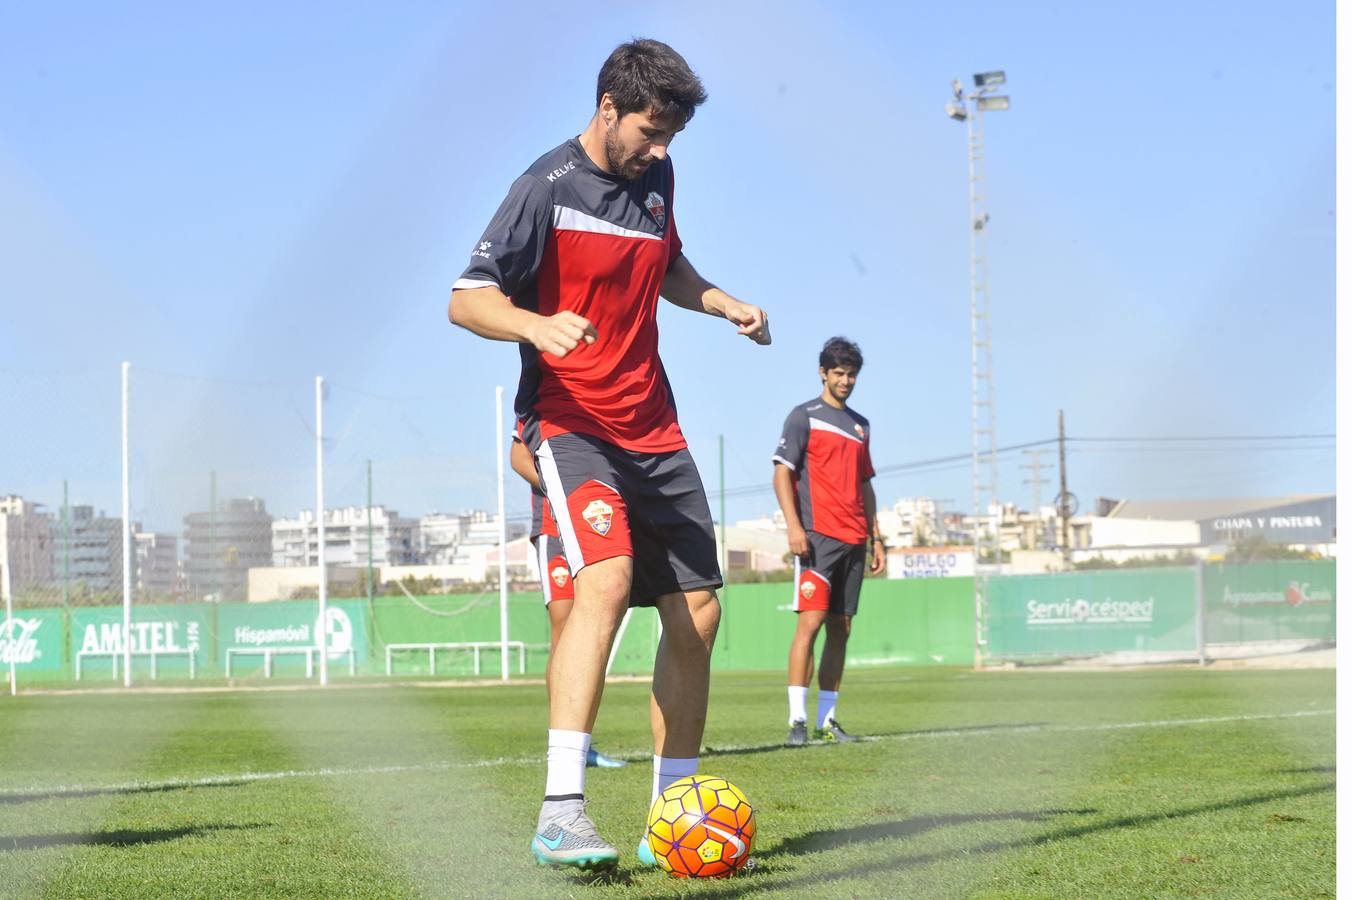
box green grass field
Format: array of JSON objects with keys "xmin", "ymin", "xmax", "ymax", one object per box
[{"xmin": 0, "ymin": 666, "xmax": 1334, "ymax": 898}]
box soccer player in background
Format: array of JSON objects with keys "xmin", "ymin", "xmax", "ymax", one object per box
[
  {"xmin": 448, "ymin": 39, "xmax": 771, "ymax": 871},
  {"xmin": 509, "ymin": 437, "xmax": 625, "ymax": 769},
  {"xmin": 772, "ymin": 337, "xmax": 886, "ymax": 746}
]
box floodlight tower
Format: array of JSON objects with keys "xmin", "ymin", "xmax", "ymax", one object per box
[{"xmin": 947, "ymin": 71, "xmax": 1010, "ymax": 662}]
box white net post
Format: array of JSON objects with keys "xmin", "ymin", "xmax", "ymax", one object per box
[
  {"xmin": 121, "ymin": 361, "xmax": 132, "ymax": 687},
  {"xmin": 496, "ymin": 386, "xmax": 509, "ymax": 682},
  {"xmin": 316, "ymin": 376, "xmax": 328, "ymax": 687}
]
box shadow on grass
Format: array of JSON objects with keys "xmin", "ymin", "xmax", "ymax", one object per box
[
  {"xmin": 762, "ymin": 808, "xmax": 1096, "ymax": 858},
  {"xmin": 701, "ymin": 722, "xmax": 1050, "ymax": 759},
  {"xmin": 0, "ymin": 823, "xmax": 267, "ymax": 852},
  {"xmin": 694, "ymin": 782, "xmax": 1335, "ymax": 897},
  {"xmin": 865, "ymin": 722, "xmax": 1051, "ymax": 740},
  {"xmin": 0, "ymin": 778, "xmax": 254, "ymax": 806},
  {"xmin": 1269, "ymin": 766, "xmax": 1335, "ymax": 775}
]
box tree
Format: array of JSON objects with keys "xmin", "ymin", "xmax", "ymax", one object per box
[{"xmin": 1224, "ymin": 535, "xmax": 1317, "ymax": 563}]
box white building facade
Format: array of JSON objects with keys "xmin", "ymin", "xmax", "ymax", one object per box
[{"xmin": 272, "ymin": 506, "xmax": 420, "ymax": 568}]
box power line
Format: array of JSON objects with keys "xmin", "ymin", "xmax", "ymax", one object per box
[
  {"xmin": 1070, "ymin": 434, "xmax": 1334, "ymax": 443},
  {"xmin": 717, "ymin": 437, "xmax": 1059, "ymax": 500}
]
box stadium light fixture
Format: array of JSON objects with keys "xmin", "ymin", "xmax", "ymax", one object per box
[{"xmin": 946, "ymin": 70, "xmax": 1012, "ymax": 664}]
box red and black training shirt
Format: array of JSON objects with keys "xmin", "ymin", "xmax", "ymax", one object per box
[
  {"xmin": 773, "ymin": 400, "xmax": 876, "ymax": 545},
  {"xmin": 454, "ymin": 138, "xmax": 686, "ymax": 454}
]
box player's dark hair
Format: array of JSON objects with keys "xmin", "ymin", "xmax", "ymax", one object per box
[
  {"xmin": 819, "ymin": 336, "xmax": 863, "ymax": 371},
  {"xmin": 596, "ymin": 39, "xmax": 707, "ymax": 125}
]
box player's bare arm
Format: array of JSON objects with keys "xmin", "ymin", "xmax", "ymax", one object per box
[
  {"xmin": 773, "ymin": 463, "xmax": 809, "ymax": 557},
  {"xmin": 510, "ymin": 439, "xmax": 541, "ymax": 490},
  {"xmin": 661, "ymin": 255, "xmax": 771, "ymax": 345},
  {"xmin": 863, "ymin": 480, "xmax": 885, "ymax": 575},
  {"xmin": 448, "ymin": 286, "xmax": 597, "ymax": 358}
]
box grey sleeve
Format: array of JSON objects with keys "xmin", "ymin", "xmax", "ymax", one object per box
[
  {"xmin": 773, "ymin": 407, "xmax": 809, "ymax": 470},
  {"xmin": 452, "ymin": 174, "xmax": 552, "ymax": 300}
]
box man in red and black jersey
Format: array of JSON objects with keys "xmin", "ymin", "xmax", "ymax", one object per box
[
  {"xmin": 773, "ymin": 337, "xmax": 885, "ymax": 747},
  {"xmin": 449, "ymin": 39, "xmax": 770, "ymax": 871}
]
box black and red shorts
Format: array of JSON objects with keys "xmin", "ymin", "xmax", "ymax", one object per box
[
  {"xmin": 532, "ymin": 533, "xmax": 575, "ymax": 605},
  {"xmin": 793, "ymin": 531, "xmax": 865, "ymax": 616},
  {"xmin": 534, "ymin": 432, "xmax": 722, "ymax": 607}
]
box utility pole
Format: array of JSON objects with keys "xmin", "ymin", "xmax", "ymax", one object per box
[
  {"xmin": 1020, "ymin": 449, "xmax": 1050, "ymax": 548},
  {"xmin": 1058, "ymin": 410, "xmax": 1070, "ymax": 559}
]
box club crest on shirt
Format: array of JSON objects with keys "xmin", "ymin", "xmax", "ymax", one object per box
[
  {"xmin": 800, "ymin": 580, "xmax": 817, "ymax": 600},
  {"xmin": 644, "ymin": 191, "xmax": 666, "ymax": 229},
  {"xmin": 583, "ymin": 499, "xmax": 614, "ymax": 536},
  {"xmin": 550, "ymin": 565, "xmax": 570, "ymax": 588},
  {"xmin": 854, "ymin": 423, "xmax": 866, "ymax": 438}
]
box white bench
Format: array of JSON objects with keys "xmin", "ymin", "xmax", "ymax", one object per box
[
  {"xmin": 385, "ymin": 641, "xmax": 526, "ymax": 676},
  {"xmin": 226, "ymin": 646, "xmax": 356, "ymax": 679},
  {"xmin": 75, "ymin": 649, "xmax": 196, "ymax": 681}
]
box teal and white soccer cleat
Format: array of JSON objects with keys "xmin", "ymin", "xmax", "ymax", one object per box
[
  {"xmin": 586, "ymin": 747, "xmax": 627, "ymax": 768},
  {"xmin": 814, "ymin": 718, "xmax": 861, "ymax": 743},
  {"xmin": 786, "ymin": 719, "xmax": 809, "ymax": 746},
  {"xmin": 531, "ymin": 799, "xmax": 620, "ymax": 870},
  {"xmin": 636, "ymin": 835, "xmax": 658, "ymax": 867}
]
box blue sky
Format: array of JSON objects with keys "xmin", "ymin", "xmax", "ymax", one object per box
[{"xmin": 0, "ymin": 1, "xmax": 1335, "ymax": 531}]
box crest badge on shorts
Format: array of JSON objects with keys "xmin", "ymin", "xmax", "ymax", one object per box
[
  {"xmin": 582, "ymin": 499, "xmax": 614, "ymax": 536},
  {"xmin": 550, "ymin": 565, "xmax": 570, "ymax": 588},
  {"xmin": 644, "ymin": 191, "xmax": 666, "ymax": 229},
  {"xmin": 800, "ymin": 580, "xmax": 817, "ymax": 600}
]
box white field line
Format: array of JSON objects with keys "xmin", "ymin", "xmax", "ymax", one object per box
[{"xmin": 2, "ymin": 709, "xmax": 1331, "ymax": 801}]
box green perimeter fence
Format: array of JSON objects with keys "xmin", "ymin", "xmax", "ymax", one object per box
[
  {"xmin": 0, "ymin": 561, "xmax": 1334, "ymax": 685},
  {"xmin": 0, "ymin": 578, "xmax": 975, "ymax": 685},
  {"xmin": 984, "ymin": 559, "xmax": 1336, "ymax": 661}
]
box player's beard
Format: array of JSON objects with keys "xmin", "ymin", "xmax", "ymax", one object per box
[{"xmin": 604, "ymin": 121, "xmax": 649, "ymax": 180}]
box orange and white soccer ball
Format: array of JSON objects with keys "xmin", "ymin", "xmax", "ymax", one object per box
[{"xmin": 646, "ymin": 775, "xmax": 756, "ymax": 878}]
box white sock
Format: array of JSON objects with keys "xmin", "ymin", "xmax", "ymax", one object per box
[
  {"xmin": 545, "ymin": 729, "xmax": 590, "ymax": 798},
  {"xmin": 817, "ymin": 690, "xmax": 839, "ymax": 729},
  {"xmin": 788, "ymin": 685, "xmax": 809, "ymax": 724},
  {"xmin": 651, "ymin": 755, "xmax": 699, "ymax": 806}
]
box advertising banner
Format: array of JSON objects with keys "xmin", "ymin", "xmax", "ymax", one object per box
[
  {"xmin": 986, "ymin": 568, "xmax": 1197, "ymax": 658},
  {"xmin": 71, "ymin": 605, "xmax": 208, "ymax": 676},
  {"xmin": 218, "ymin": 599, "xmax": 369, "ymax": 673},
  {"xmin": 887, "ymin": 547, "xmax": 975, "ymax": 580},
  {"xmin": 0, "ymin": 608, "xmax": 65, "ymax": 672},
  {"xmin": 1203, "ymin": 560, "xmax": 1335, "ymax": 643}
]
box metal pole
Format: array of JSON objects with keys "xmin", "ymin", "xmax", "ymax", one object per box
[
  {"xmin": 208, "ymin": 470, "xmax": 216, "ymax": 601},
  {"xmin": 62, "ymin": 480, "xmax": 70, "ymax": 606},
  {"xmin": 496, "ymin": 386, "xmax": 509, "ymax": 681},
  {"xmin": 366, "ymin": 459, "xmax": 374, "ymax": 601},
  {"xmin": 718, "ymin": 435, "xmax": 727, "ymax": 576},
  {"xmin": 316, "ymin": 376, "xmax": 328, "ymax": 686},
  {"xmin": 121, "ymin": 361, "xmax": 132, "ymax": 687},
  {"xmin": 5, "ymin": 582, "xmax": 15, "ymax": 696},
  {"xmin": 964, "ymin": 93, "xmax": 987, "ymax": 669},
  {"xmin": 966, "ymin": 100, "xmax": 981, "ymax": 571},
  {"xmin": 1194, "ymin": 561, "xmax": 1208, "ymax": 667},
  {"xmin": 1058, "ymin": 410, "xmax": 1070, "ymax": 559}
]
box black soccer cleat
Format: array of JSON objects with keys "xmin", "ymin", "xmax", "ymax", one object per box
[
  {"xmin": 786, "ymin": 719, "xmax": 809, "ymax": 746},
  {"xmin": 815, "ymin": 718, "xmax": 861, "ymax": 743}
]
